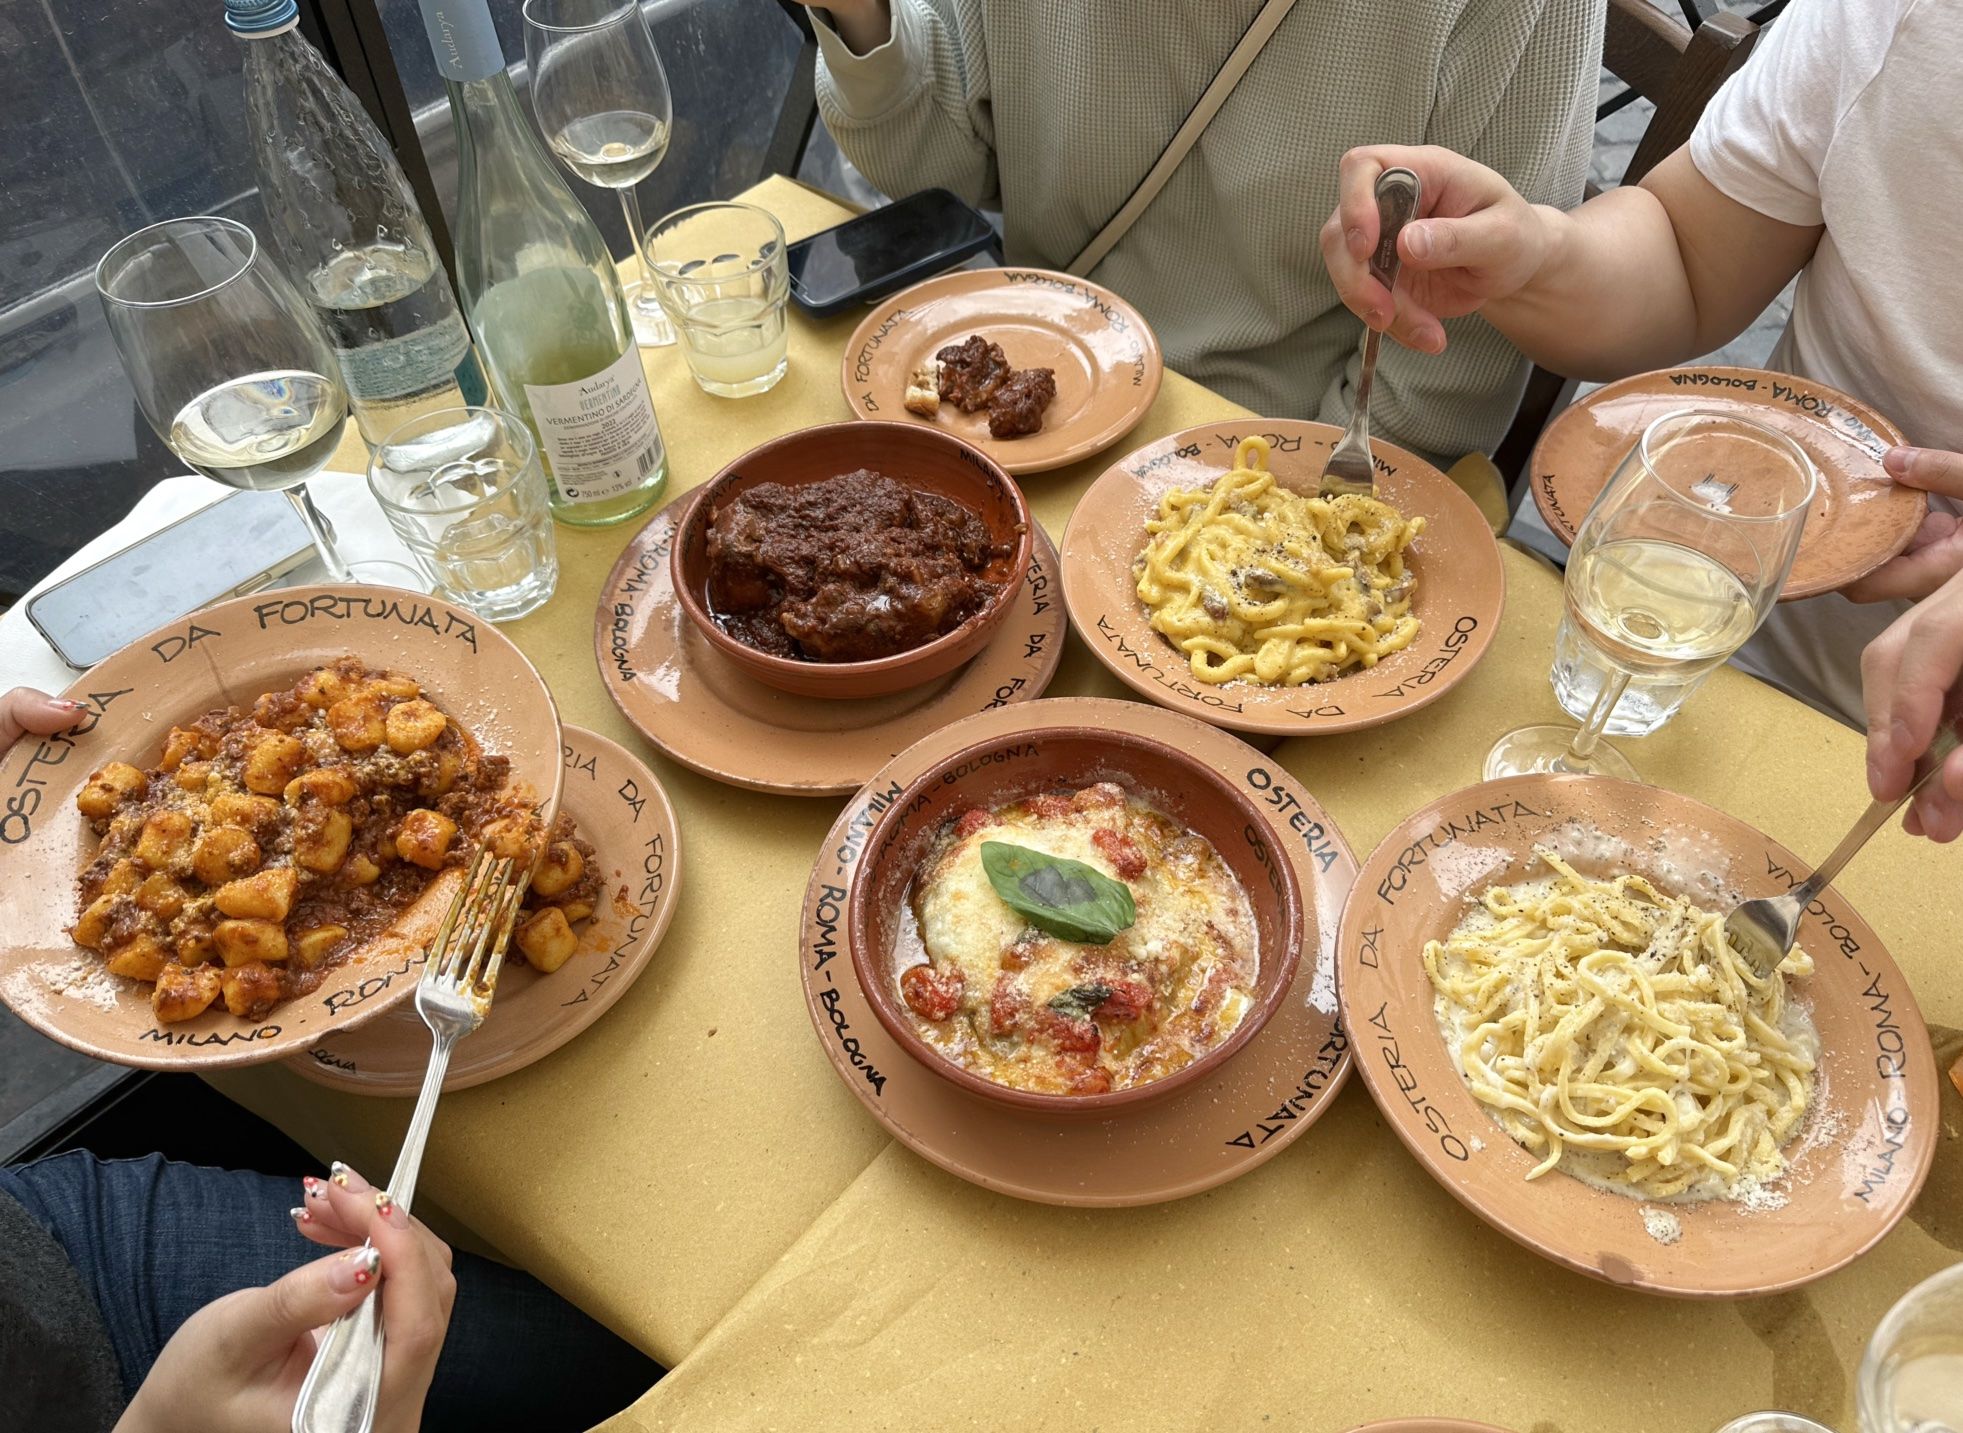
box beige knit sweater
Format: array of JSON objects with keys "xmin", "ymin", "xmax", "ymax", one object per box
[{"xmin": 813, "ymin": 0, "xmax": 1605, "ymax": 463}]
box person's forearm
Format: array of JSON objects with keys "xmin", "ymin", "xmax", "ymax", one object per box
[
  {"xmin": 822, "ymin": 0, "xmax": 891, "ymax": 54},
  {"xmin": 1481, "ymin": 187, "xmax": 1708, "ymax": 382}
]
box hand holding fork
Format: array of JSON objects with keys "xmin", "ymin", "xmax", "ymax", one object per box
[{"xmin": 293, "ymin": 848, "xmax": 526, "ymax": 1433}]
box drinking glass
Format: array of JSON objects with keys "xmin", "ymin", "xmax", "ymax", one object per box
[
  {"xmin": 644, "ymin": 202, "xmax": 791, "ymax": 398},
  {"xmin": 523, "ymin": 0, "xmax": 675, "ymax": 348},
  {"xmin": 1858, "ymin": 1262, "xmax": 1963, "ymax": 1432},
  {"xmin": 1485, "ymin": 408, "xmax": 1816, "ymax": 781},
  {"xmin": 96, "ymin": 215, "xmax": 355, "ymax": 581},
  {"xmin": 367, "ymin": 408, "xmax": 559, "ymax": 621}
]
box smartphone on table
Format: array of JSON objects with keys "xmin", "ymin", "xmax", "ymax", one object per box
[
  {"xmin": 786, "ymin": 188, "xmax": 998, "ymax": 317},
  {"xmin": 26, "ymin": 488, "xmax": 320, "ymax": 669}
]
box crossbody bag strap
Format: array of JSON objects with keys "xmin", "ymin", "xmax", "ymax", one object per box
[{"xmin": 1065, "ymin": 0, "xmax": 1301, "ymax": 278}]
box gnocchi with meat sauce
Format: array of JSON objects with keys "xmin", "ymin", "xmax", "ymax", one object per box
[{"xmin": 70, "ymin": 658, "xmax": 524, "ymax": 1024}]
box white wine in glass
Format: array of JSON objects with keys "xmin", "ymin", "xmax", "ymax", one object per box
[
  {"xmin": 1859, "ymin": 1262, "xmax": 1963, "ymax": 1432},
  {"xmin": 166, "ymin": 370, "xmax": 348, "ymax": 491},
  {"xmin": 1485, "ymin": 408, "xmax": 1817, "ymax": 781},
  {"xmin": 96, "ymin": 216, "xmax": 356, "ymax": 581},
  {"xmin": 524, "ymin": 0, "xmax": 677, "ymax": 348}
]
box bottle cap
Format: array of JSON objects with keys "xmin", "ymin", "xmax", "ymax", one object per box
[{"xmin": 225, "ymin": 0, "xmax": 299, "ymax": 36}]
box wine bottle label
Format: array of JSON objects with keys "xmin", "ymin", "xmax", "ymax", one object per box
[
  {"xmin": 417, "ymin": 0, "xmax": 504, "ymax": 83},
  {"xmin": 333, "ymin": 310, "xmax": 473, "ymax": 401},
  {"xmin": 525, "ymin": 347, "xmax": 666, "ymax": 506}
]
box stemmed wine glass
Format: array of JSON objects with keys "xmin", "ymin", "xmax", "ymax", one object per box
[
  {"xmin": 524, "ymin": 0, "xmax": 676, "ymax": 348},
  {"xmin": 96, "ymin": 216, "xmax": 356, "ymax": 581},
  {"xmin": 1484, "ymin": 408, "xmax": 1817, "ymax": 781}
]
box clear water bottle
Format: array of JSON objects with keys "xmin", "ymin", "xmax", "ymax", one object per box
[{"xmin": 227, "ymin": 0, "xmax": 489, "ymax": 448}]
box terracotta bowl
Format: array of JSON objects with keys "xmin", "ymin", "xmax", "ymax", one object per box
[
  {"xmin": 0, "ymin": 585, "xmax": 563, "ymax": 1071},
  {"xmin": 847, "ymin": 726, "xmax": 1304, "ymax": 1118},
  {"xmin": 670, "ymin": 420, "xmax": 1033, "ymax": 699}
]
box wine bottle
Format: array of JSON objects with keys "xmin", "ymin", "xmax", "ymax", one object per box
[
  {"xmin": 414, "ymin": 0, "xmax": 668, "ymax": 527},
  {"xmin": 227, "ymin": 0, "xmax": 489, "ymax": 448}
]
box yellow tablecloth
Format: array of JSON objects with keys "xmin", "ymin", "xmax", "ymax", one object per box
[{"xmin": 209, "ymin": 176, "xmax": 1963, "ymax": 1432}]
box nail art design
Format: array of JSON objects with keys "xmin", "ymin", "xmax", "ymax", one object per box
[
  {"xmin": 349, "ymin": 1247, "xmax": 380, "ymax": 1285},
  {"xmin": 330, "ymin": 1160, "xmax": 351, "ymax": 1188},
  {"xmin": 374, "ymin": 1190, "xmax": 393, "ymax": 1215},
  {"xmin": 289, "ymin": 1205, "xmax": 311, "ymax": 1224},
  {"xmin": 304, "ymin": 1175, "xmax": 326, "ymax": 1200}
]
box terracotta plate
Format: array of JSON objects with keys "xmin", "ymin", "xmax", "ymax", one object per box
[
  {"xmin": 1529, "ymin": 366, "xmax": 1925, "ymax": 600},
  {"xmin": 1062, "ymin": 420, "xmax": 1505, "ymax": 736},
  {"xmin": 839, "ymin": 267, "xmax": 1164, "ymax": 475},
  {"xmin": 799, "ymin": 697, "xmax": 1357, "ymax": 1206},
  {"xmin": 0, "ymin": 586, "xmax": 563, "ymax": 1071},
  {"xmin": 1339, "ymin": 774, "xmax": 1938, "ymax": 1298},
  {"xmin": 596, "ymin": 490, "xmax": 1066, "ymax": 796},
  {"xmin": 286, "ymin": 725, "xmax": 680, "ymax": 1095}
]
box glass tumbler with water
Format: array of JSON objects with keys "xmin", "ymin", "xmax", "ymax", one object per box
[
  {"xmin": 367, "ymin": 408, "xmax": 559, "ymax": 620},
  {"xmin": 645, "ymin": 202, "xmax": 790, "ymax": 397},
  {"xmin": 1485, "ymin": 408, "xmax": 1816, "ymax": 781},
  {"xmin": 1860, "ymin": 1262, "xmax": 1963, "ymax": 1432}
]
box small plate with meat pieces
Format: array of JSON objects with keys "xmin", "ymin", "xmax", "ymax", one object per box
[
  {"xmin": 288, "ymin": 724, "xmax": 682, "ymax": 1095},
  {"xmin": 0, "ymin": 585, "xmax": 562, "ymax": 1071},
  {"xmin": 672, "ymin": 420, "xmax": 1034, "ymax": 698},
  {"xmin": 842, "ymin": 267, "xmax": 1164, "ymax": 475}
]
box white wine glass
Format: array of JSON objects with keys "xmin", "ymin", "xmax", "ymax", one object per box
[
  {"xmin": 1858, "ymin": 1262, "xmax": 1963, "ymax": 1431},
  {"xmin": 523, "ymin": 0, "xmax": 675, "ymax": 348},
  {"xmin": 1485, "ymin": 407, "xmax": 1816, "ymax": 781},
  {"xmin": 96, "ymin": 215, "xmax": 355, "ymax": 581}
]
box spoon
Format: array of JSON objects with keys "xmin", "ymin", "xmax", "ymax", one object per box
[{"xmin": 1725, "ymin": 724, "xmax": 1960, "ymax": 976}]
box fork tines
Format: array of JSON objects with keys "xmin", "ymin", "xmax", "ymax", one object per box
[{"xmin": 422, "ymin": 848, "xmax": 523, "ymax": 999}]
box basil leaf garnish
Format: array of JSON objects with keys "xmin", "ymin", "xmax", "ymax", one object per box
[
  {"xmin": 979, "ymin": 840, "xmax": 1137, "ymax": 945},
  {"xmin": 1047, "ymin": 983, "xmax": 1114, "ymax": 1021}
]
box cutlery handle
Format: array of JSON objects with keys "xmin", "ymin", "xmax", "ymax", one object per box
[
  {"xmin": 292, "ymin": 1031, "xmax": 457, "ymax": 1433},
  {"xmin": 1371, "ymin": 167, "xmax": 1422, "ymax": 292},
  {"xmin": 1795, "ymin": 724, "xmax": 1960, "ymax": 906}
]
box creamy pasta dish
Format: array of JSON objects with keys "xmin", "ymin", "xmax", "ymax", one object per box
[
  {"xmin": 1135, "ymin": 436, "xmax": 1423, "ymax": 686},
  {"xmin": 1424, "ymin": 851, "xmax": 1818, "ymax": 1201},
  {"xmin": 899, "ymin": 782, "xmax": 1257, "ymax": 1095}
]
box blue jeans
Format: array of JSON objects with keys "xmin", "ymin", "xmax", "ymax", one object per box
[{"xmin": 0, "ymin": 1152, "xmax": 661, "ymax": 1432}]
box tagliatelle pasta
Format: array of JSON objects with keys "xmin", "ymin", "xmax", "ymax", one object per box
[
  {"xmin": 1424, "ymin": 850, "xmax": 1818, "ymax": 1201},
  {"xmin": 1134, "ymin": 435, "xmax": 1424, "ymax": 686}
]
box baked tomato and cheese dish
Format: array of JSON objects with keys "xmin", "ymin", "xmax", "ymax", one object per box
[
  {"xmin": 897, "ymin": 781, "xmax": 1258, "ymax": 1095},
  {"xmin": 67, "ymin": 657, "xmax": 585, "ymax": 1025}
]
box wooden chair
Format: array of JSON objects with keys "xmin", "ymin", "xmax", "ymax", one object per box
[{"xmin": 1488, "ymin": 0, "xmax": 1765, "ymax": 496}]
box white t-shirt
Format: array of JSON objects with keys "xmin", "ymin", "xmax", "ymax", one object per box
[{"xmin": 1689, "ymin": 0, "xmax": 1963, "ymax": 726}]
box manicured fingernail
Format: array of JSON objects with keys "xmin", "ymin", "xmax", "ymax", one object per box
[
  {"xmin": 330, "ymin": 1161, "xmax": 351, "ymax": 1188},
  {"xmin": 290, "ymin": 1205, "xmax": 311, "ymax": 1225},
  {"xmin": 374, "ymin": 1189, "xmax": 406, "ymax": 1227},
  {"xmin": 56, "ymin": 699, "xmax": 89, "ymax": 714},
  {"xmin": 1884, "ymin": 446, "xmax": 1913, "ymax": 477},
  {"xmin": 303, "ymin": 1175, "xmax": 325, "ymax": 1200},
  {"xmin": 1404, "ymin": 224, "xmax": 1431, "ymax": 260},
  {"xmin": 1346, "ymin": 225, "xmax": 1368, "ymax": 257},
  {"xmin": 330, "ymin": 1247, "xmax": 381, "ymax": 1292}
]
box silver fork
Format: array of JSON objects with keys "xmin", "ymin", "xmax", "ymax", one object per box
[
  {"xmin": 1316, "ymin": 166, "xmax": 1423, "ymax": 499},
  {"xmin": 293, "ymin": 847, "xmax": 525, "ymax": 1433},
  {"xmin": 1724, "ymin": 724, "xmax": 1960, "ymax": 977}
]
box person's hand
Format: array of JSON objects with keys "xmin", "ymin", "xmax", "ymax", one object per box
[
  {"xmin": 115, "ymin": 1164, "xmax": 456, "ymax": 1433},
  {"xmin": 1320, "ymin": 144, "xmax": 1556, "ymax": 356},
  {"xmin": 1862, "ymin": 570, "xmax": 1963, "ymax": 841},
  {"xmin": 1, "ymin": 688, "xmax": 85, "ymax": 754},
  {"xmin": 791, "ymin": 0, "xmax": 890, "ymax": 53},
  {"xmin": 1844, "ymin": 447, "xmax": 1963, "ymax": 603}
]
